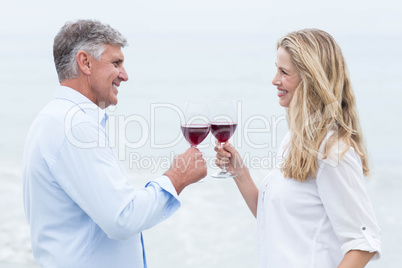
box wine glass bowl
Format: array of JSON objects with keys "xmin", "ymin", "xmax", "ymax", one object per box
[
  {"xmin": 181, "ymin": 101, "xmax": 210, "ymax": 183},
  {"xmin": 209, "ymin": 122, "xmax": 237, "ymax": 143},
  {"xmin": 181, "ymin": 124, "xmax": 210, "ymax": 147},
  {"xmin": 181, "ymin": 101, "xmax": 210, "ymax": 148}
]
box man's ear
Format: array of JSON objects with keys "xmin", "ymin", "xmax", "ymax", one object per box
[{"xmin": 76, "ymin": 50, "xmax": 92, "ymax": 76}]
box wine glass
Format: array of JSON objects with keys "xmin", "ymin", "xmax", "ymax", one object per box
[
  {"xmin": 181, "ymin": 101, "xmax": 210, "ymax": 148},
  {"xmin": 209, "ymin": 100, "xmax": 238, "ymax": 178}
]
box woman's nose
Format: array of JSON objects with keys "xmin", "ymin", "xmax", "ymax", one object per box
[{"xmin": 272, "ymin": 72, "xmax": 280, "ymax": 86}]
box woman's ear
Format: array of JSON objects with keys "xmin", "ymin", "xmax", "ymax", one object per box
[{"xmin": 76, "ymin": 50, "xmax": 91, "ymax": 76}]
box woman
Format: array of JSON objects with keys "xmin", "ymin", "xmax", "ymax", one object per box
[{"xmin": 215, "ymin": 29, "xmax": 381, "ymax": 267}]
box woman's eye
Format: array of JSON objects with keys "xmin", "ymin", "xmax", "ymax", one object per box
[{"xmin": 282, "ymin": 70, "xmax": 288, "ymax": 75}]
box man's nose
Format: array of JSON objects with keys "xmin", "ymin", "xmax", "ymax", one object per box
[{"xmin": 119, "ymin": 67, "xmax": 129, "ymax": 82}]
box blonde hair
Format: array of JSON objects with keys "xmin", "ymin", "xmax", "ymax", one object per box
[{"xmin": 278, "ymin": 28, "xmax": 369, "ymax": 181}]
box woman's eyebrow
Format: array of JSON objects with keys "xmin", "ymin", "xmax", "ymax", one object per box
[{"xmin": 275, "ymin": 62, "xmax": 289, "ymax": 72}]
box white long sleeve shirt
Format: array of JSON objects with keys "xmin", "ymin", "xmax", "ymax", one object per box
[
  {"xmin": 257, "ymin": 132, "xmax": 381, "ymax": 267},
  {"xmin": 23, "ymin": 86, "xmax": 180, "ymax": 267}
]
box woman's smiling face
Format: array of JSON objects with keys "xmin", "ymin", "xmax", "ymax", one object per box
[{"xmin": 272, "ymin": 46, "xmax": 302, "ymax": 108}]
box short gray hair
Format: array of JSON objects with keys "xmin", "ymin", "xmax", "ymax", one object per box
[{"xmin": 53, "ymin": 19, "xmax": 128, "ymax": 82}]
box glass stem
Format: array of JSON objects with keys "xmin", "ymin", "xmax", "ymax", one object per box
[{"xmin": 221, "ymin": 142, "xmax": 228, "ymax": 173}]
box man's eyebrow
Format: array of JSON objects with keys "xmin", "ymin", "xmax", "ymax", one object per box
[{"xmin": 112, "ymin": 58, "xmax": 124, "ymax": 64}]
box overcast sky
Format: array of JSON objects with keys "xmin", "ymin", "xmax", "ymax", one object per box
[{"xmin": 1, "ymin": 0, "xmax": 401, "ymax": 36}]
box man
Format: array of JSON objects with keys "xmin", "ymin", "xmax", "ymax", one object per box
[{"xmin": 22, "ymin": 19, "xmax": 207, "ymax": 267}]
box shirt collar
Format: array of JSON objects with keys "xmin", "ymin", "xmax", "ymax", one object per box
[{"xmin": 54, "ymin": 86, "xmax": 107, "ymax": 126}]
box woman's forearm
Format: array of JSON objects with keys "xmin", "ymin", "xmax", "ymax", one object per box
[
  {"xmin": 214, "ymin": 141, "xmax": 258, "ymax": 217},
  {"xmin": 233, "ymin": 167, "xmax": 258, "ymax": 218},
  {"xmin": 338, "ymin": 250, "xmax": 376, "ymax": 268}
]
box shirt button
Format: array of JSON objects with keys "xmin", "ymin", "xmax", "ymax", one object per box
[{"xmin": 362, "ymin": 227, "xmax": 366, "ymax": 231}]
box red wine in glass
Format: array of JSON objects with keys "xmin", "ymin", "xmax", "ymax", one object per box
[
  {"xmin": 210, "ymin": 122, "xmax": 237, "ymax": 143},
  {"xmin": 181, "ymin": 124, "xmax": 210, "ymax": 147},
  {"xmin": 210, "ymin": 122, "xmax": 238, "ymax": 178}
]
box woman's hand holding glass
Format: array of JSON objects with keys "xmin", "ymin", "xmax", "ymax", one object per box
[
  {"xmin": 214, "ymin": 141, "xmax": 246, "ymax": 177},
  {"xmin": 215, "ymin": 140, "xmax": 257, "ymax": 217}
]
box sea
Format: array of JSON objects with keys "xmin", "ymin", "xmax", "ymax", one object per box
[{"xmin": 1, "ymin": 32, "xmax": 401, "ymax": 267}]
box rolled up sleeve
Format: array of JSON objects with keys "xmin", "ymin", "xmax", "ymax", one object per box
[{"xmin": 316, "ymin": 147, "xmax": 382, "ymax": 260}]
